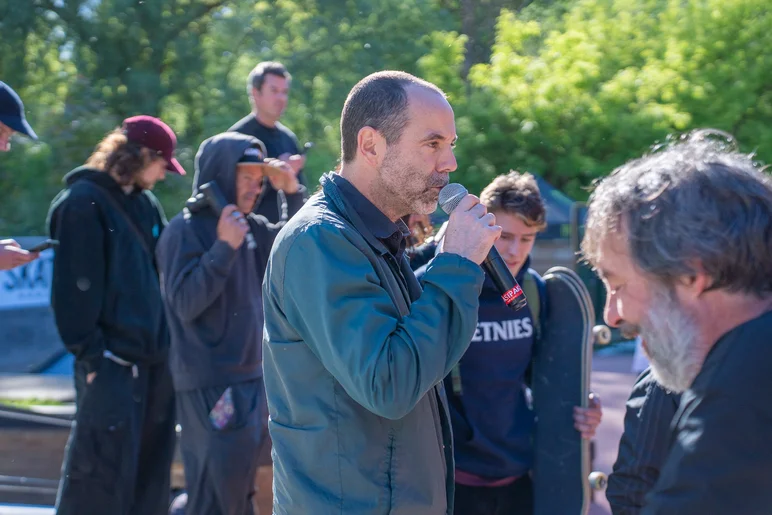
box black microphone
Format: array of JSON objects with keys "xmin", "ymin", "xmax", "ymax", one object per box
[{"xmin": 439, "ymin": 183, "xmax": 528, "ymax": 311}]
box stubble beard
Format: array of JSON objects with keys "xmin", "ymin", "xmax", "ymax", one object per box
[{"xmin": 377, "ymin": 150, "xmax": 446, "ymax": 217}]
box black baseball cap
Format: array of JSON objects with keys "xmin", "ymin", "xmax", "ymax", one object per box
[
  {"xmin": 238, "ymin": 146, "xmax": 268, "ymax": 164},
  {"xmin": 0, "ymin": 82, "xmax": 38, "ymax": 140},
  {"xmin": 237, "ymin": 142, "xmax": 284, "ymax": 175}
]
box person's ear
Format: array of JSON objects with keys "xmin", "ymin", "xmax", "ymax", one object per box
[
  {"xmin": 357, "ymin": 127, "xmax": 387, "ymax": 168},
  {"xmin": 676, "ymin": 261, "xmax": 711, "ymax": 299}
]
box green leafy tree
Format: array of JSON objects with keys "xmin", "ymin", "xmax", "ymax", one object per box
[
  {"xmin": 0, "ymin": 0, "xmax": 458, "ymax": 235},
  {"xmin": 420, "ymin": 0, "xmax": 772, "ymax": 198}
]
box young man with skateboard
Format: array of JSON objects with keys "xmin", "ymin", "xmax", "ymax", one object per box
[{"xmin": 416, "ymin": 171, "xmax": 603, "ymax": 515}]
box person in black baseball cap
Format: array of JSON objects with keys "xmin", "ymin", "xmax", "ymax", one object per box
[
  {"xmin": 156, "ymin": 132, "xmax": 305, "ymax": 515},
  {"xmin": 0, "ymin": 82, "xmax": 41, "ymax": 269},
  {"xmin": 0, "ymin": 81, "xmax": 38, "ymax": 152}
]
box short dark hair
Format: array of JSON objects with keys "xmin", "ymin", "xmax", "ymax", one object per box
[
  {"xmin": 247, "ymin": 61, "xmax": 292, "ymax": 94},
  {"xmin": 582, "ymin": 129, "xmax": 772, "ymax": 296},
  {"xmin": 339, "ymin": 71, "xmax": 445, "ymax": 164},
  {"xmin": 481, "ymin": 171, "xmax": 547, "ymax": 230}
]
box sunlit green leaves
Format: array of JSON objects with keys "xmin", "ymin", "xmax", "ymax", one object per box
[{"xmin": 419, "ymin": 0, "xmax": 772, "ymax": 199}]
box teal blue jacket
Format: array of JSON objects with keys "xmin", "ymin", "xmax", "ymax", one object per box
[{"xmin": 262, "ymin": 173, "xmax": 485, "ymax": 514}]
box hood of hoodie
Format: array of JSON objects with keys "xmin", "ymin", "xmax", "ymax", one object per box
[
  {"xmin": 62, "ymin": 165, "xmax": 149, "ymax": 198},
  {"xmin": 192, "ymin": 132, "xmax": 264, "ymax": 205}
]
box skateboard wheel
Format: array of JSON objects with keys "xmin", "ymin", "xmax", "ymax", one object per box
[
  {"xmin": 593, "ymin": 325, "xmax": 611, "ymax": 345},
  {"xmin": 589, "ymin": 471, "xmax": 608, "ymax": 490}
]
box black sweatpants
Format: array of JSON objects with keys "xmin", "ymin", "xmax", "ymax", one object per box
[
  {"xmin": 176, "ymin": 378, "xmax": 266, "ymax": 515},
  {"xmin": 454, "ymin": 475, "xmax": 534, "ymax": 515},
  {"xmin": 55, "ymin": 357, "xmax": 176, "ymax": 515}
]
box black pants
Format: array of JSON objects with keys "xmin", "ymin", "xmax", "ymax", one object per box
[
  {"xmin": 454, "ymin": 475, "xmax": 534, "ymax": 515},
  {"xmin": 176, "ymin": 378, "xmax": 267, "ymax": 515},
  {"xmin": 55, "ymin": 357, "xmax": 176, "ymax": 515}
]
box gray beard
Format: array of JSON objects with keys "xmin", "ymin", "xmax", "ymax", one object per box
[{"xmin": 640, "ymin": 285, "xmax": 704, "ymax": 394}]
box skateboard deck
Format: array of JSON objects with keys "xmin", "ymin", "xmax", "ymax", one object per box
[{"xmin": 531, "ymin": 266, "xmax": 607, "ymax": 515}]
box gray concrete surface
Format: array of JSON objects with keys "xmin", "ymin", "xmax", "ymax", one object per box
[{"xmin": 0, "ymin": 374, "xmax": 74, "ymax": 402}]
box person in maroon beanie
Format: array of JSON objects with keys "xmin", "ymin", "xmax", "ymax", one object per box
[{"xmin": 48, "ymin": 115, "xmax": 185, "ymax": 515}]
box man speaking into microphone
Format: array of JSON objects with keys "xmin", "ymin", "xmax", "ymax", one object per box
[{"xmin": 262, "ymin": 71, "xmax": 501, "ymax": 514}]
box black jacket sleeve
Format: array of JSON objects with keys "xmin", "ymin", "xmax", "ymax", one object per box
[
  {"xmin": 607, "ymin": 368, "xmax": 680, "ymax": 514},
  {"xmin": 49, "ymin": 195, "xmax": 108, "ymax": 374},
  {"xmin": 156, "ymin": 218, "xmax": 238, "ymax": 323}
]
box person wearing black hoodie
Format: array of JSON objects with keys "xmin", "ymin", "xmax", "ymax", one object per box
[
  {"xmin": 47, "ymin": 115, "xmax": 186, "ymax": 515},
  {"xmin": 416, "ymin": 171, "xmax": 603, "ymax": 515},
  {"xmin": 155, "ymin": 131, "xmax": 306, "ymax": 515}
]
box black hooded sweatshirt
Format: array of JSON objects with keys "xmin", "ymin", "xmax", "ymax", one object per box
[
  {"xmin": 47, "ymin": 167, "xmax": 169, "ymax": 374},
  {"xmin": 155, "ymin": 132, "xmax": 306, "ymax": 392}
]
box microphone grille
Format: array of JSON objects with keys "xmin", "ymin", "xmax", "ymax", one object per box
[{"xmin": 439, "ymin": 183, "xmax": 468, "ymax": 215}]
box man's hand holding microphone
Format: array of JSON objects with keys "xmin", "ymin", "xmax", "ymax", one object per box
[
  {"xmin": 441, "ymin": 194, "xmax": 502, "ymax": 265},
  {"xmin": 438, "ymin": 183, "xmax": 528, "ymax": 311}
]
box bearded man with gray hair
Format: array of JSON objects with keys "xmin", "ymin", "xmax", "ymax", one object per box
[{"xmin": 582, "ymin": 129, "xmax": 772, "ymax": 515}]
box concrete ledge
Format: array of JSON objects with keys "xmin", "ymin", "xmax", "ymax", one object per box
[
  {"xmin": 0, "ymin": 375, "xmax": 74, "ymax": 402},
  {"xmin": 0, "ymin": 505, "xmax": 54, "ymax": 514}
]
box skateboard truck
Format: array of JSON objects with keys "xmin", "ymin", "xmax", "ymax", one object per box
[
  {"xmin": 588, "ymin": 471, "xmax": 608, "ymax": 491},
  {"xmin": 592, "ymin": 325, "xmax": 611, "ymax": 346}
]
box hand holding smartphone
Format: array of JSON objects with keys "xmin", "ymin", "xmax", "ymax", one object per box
[{"xmin": 26, "ymin": 239, "xmax": 59, "ymax": 253}]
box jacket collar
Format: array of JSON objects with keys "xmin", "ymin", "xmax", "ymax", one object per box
[
  {"xmin": 321, "ymin": 172, "xmax": 422, "ymax": 302},
  {"xmin": 321, "ymin": 172, "xmax": 393, "ymax": 257}
]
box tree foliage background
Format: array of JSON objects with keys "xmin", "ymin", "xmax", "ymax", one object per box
[{"xmin": 1, "ymin": 0, "xmax": 770, "ymax": 234}]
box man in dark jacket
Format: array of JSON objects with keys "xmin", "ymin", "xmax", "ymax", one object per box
[
  {"xmin": 582, "ymin": 129, "xmax": 772, "ymax": 514},
  {"xmin": 48, "ymin": 115, "xmax": 185, "ymax": 515},
  {"xmin": 262, "ymin": 71, "xmax": 502, "ymax": 514},
  {"xmin": 156, "ymin": 131, "xmax": 305, "ymax": 515},
  {"xmin": 229, "ymin": 61, "xmax": 308, "ymax": 223}
]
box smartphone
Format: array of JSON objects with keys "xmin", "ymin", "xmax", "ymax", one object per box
[
  {"xmin": 26, "ymin": 239, "xmax": 59, "ymax": 253},
  {"xmin": 209, "ymin": 386, "xmax": 235, "ymax": 430}
]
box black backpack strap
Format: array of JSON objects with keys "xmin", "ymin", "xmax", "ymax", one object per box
[{"xmin": 83, "ymin": 182, "xmax": 154, "ymax": 262}]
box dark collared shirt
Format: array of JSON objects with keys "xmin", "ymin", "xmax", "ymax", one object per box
[
  {"xmin": 607, "ymin": 367, "xmax": 681, "ymax": 514},
  {"xmin": 332, "ymin": 174, "xmax": 410, "ymax": 260},
  {"xmin": 641, "ymin": 309, "xmax": 772, "ymax": 515}
]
